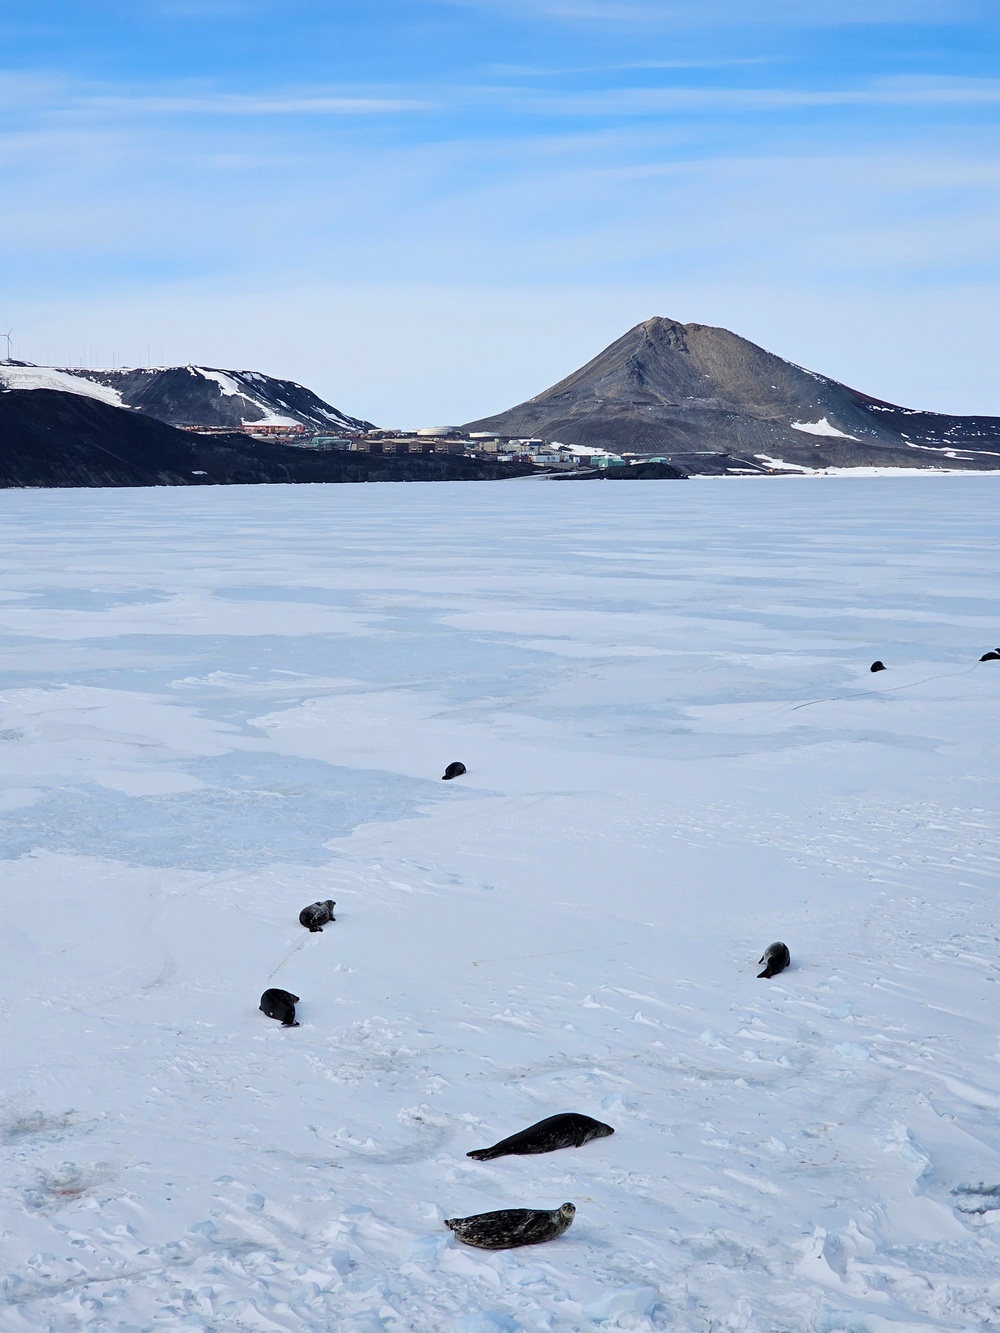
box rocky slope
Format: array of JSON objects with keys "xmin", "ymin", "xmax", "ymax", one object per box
[
  {"xmin": 0, "ymin": 363, "xmax": 374, "ymax": 432},
  {"xmin": 0, "ymin": 390, "xmax": 529, "ymax": 488},
  {"xmin": 463, "ymin": 317, "xmax": 1000, "ymax": 473}
]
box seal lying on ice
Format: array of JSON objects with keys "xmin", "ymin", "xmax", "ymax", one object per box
[
  {"xmin": 299, "ymin": 900, "xmax": 336, "ymax": 932},
  {"xmin": 444, "ymin": 1203, "xmax": 575, "ymax": 1250},
  {"xmin": 757, "ymin": 942, "xmax": 791, "ymax": 979},
  {"xmin": 980, "ymin": 649, "xmax": 1000, "ymax": 662},
  {"xmin": 870, "ymin": 660, "xmax": 886, "ymax": 673},
  {"xmin": 466, "ymin": 1113, "xmax": 614, "ymax": 1162},
  {"xmin": 442, "ymin": 761, "xmax": 467, "ymax": 780},
  {"xmin": 259, "ymin": 988, "xmax": 300, "ymax": 1026}
]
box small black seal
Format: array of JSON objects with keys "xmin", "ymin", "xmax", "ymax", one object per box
[
  {"xmin": 980, "ymin": 650, "xmax": 1000, "ymax": 662},
  {"xmin": 444, "ymin": 1203, "xmax": 575, "ymax": 1250},
  {"xmin": 442, "ymin": 761, "xmax": 467, "ymax": 781},
  {"xmin": 299, "ymin": 900, "xmax": 336, "ymax": 932},
  {"xmin": 870, "ymin": 661, "xmax": 886, "ymax": 673},
  {"xmin": 467, "ymin": 1113, "xmax": 614, "ymax": 1162},
  {"xmin": 260, "ymin": 988, "xmax": 300, "ymax": 1026},
  {"xmin": 757, "ymin": 942, "xmax": 791, "ymax": 979}
]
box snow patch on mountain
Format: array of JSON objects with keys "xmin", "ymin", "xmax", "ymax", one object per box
[
  {"xmin": 183, "ymin": 368, "xmax": 298, "ymax": 426},
  {"xmin": 790, "ymin": 416, "xmax": 860, "ymax": 440},
  {"xmin": 194, "ymin": 368, "xmax": 243, "ymax": 398},
  {"xmin": 0, "ymin": 364, "xmax": 125, "ymax": 407},
  {"xmin": 754, "ymin": 453, "xmax": 812, "ymax": 472},
  {"xmin": 48, "ymin": 364, "xmax": 376, "ymax": 432}
]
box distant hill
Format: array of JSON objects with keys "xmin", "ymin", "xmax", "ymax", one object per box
[
  {"xmin": 0, "ymin": 363, "xmax": 374, "ymax": 432},
  {"xmin": 0, "ymin": 389, "xmax": 531, "ymax": 488},
  {"xmin": 462, "ymin": 317, "xmax": 1000, "ymax": 473}
]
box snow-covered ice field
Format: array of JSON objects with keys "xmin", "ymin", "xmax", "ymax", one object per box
[{"xmin": 1, "ymin": 475, "xmax": 999, "ymax": 1333}]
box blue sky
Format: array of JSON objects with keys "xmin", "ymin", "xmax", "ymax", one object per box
[{"xmin": 2, "ymin": 0, "xmax": 999, "ymax": 423}]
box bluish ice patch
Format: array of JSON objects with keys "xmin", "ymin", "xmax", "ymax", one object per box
[
  {"xmin": 0, "ymin": 622, "xmax": 554, "ymax": 705},
  {"xmin": 222, "ymin": 585, "xmax": 361, "ymax": 607},
  {"xmin": 18, "ymin": 589, "xmax": 174, "ymax": 612},
  {"xmin": 0, "ymin": 752, "xmax": 466, "ymax": 870}
]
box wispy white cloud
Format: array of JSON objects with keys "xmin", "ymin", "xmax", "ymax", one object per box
[
  {"xmin": 484, "ymin": 57, "xmax": 777, "ymax": 76},
  {"xmin": 494, "ymin": 75, "xmax": 1000, "ymax": 116},
  {"xmin": 140, "ymin": 1, "xmax": 280, "ymax": 15},
  {"xmin": 0, "ymin": 75, "xmax": 431, "ymax": 119},
  {"xmin": 12, "ymin": 71, "xmax": 998, "ymax": 127},
  {"xmin": 436, "ymin": 0, "xmax": 989, "ymax": 27},
  {"xmin": 84, "ymin": 92, "xmax": 432, "ymax": 116}
]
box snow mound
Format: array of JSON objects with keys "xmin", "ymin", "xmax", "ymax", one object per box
[
  {"xmin": 582, "ymin": 1283, "xmax": 659, "ymax": 1323},
  {"xmin": 790, "ymin": 416, "xmax": 860, "ymax": 440}
]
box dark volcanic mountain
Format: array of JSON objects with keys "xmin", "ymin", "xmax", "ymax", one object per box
[
  {"xmin": 463, "ymin": 317, "xmax": 1000, "ymax": 473},
  {"xmin": 0, "ymin": 389, "xmax": 529, "ymax": 488},
  {"xmin": 43, "ymin": 364, "xmax": 372, "ymax": 432}
]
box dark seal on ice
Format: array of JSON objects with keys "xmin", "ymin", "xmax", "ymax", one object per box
[
  {"xmin": 444, "ymin": 1202, "xmax": 575, "ymax": 1250},
  {"xmin": 442, "ymin": 761, "xmax": 467, "ymax": 781},
  {"xmin": 466, "ymin": 1113, "xmax": 614, "ymax": 1162},
  {"xmin": 870, "ymin": 660, "xmax": 886, "ymax": 673},
  {"xmin": 757, "ymin": 942, "xmax": 791, "ymax": 979},
  {"xmin": 299, "ymin": 899, "xmax": 336, "ymax": 932},
  {"xmin": 260, "ymin": 988, "xmax": 300, "ymax": 1026},
  {"xmin": 980, "ymin": 650, "xmax": 1000, "ymax": 662}
]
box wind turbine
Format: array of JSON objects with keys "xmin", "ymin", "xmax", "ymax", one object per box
[{"xmin": 2, "ymin": 329, "xmax": 11, "ymax": 362}]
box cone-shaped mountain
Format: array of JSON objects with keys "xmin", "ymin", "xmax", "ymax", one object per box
[{"xmin": 462, "ymin": 317, "xmax": 1000, "ymax": 473}]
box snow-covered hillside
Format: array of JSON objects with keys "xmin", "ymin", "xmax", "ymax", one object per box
[
  {"xmin": 1, "ymin": 477, "xmax": 998, "ymax": 1331},
  {"xmin": 0, "ymin": 363, "xmax": 126, "ymax": 408},
  {"xmin": 0, "ymin": 363, "xmax": 375, "ymax": 433}
]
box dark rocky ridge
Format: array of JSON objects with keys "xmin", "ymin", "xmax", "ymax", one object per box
[
  {"xmin": 59, "ymin": 365, "xmax": 374, "ymax": 432},
  {"xmin": 462, "ymin": 317, "xmax": 1000, "ymax": 473},
  {"xmin": 0, "ymin": 390, "xmax": 532, "ymax": 489},
  {"xmin": 555, "ymin": 460, "xmax": 687, "ymax": 481}
]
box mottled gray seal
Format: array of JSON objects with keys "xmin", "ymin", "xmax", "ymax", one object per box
[
  {"xmin": 980, "ymin": 650, "xmax": 1000, "ymax": 662},
  {"xmin": 444, "ymin": 1202, "xmax": 575, "ymax": 1250},
  {"xmin": 466, "ymin": 1113, "xmax": 614, "ymax": 1162},
  {"xmin": 260, "ymin": 988, "xmax": 300, "ymax": 1026},
  {"xmin": 299, "ymin": 900, "xmax": 336, "ymax": 932},
  {"xmin": 442, "ymin": 761, "xmax": 467, "ymax": 781},
  {"xmin": 870, "ymin": 660, "xmax": 886, "ymax": 673},
  {"xmin": 757, "ymin": 942, "xmax": 791, "ymax": 979}
]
